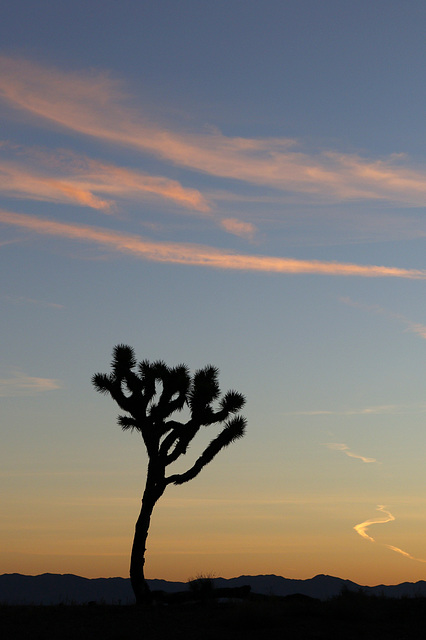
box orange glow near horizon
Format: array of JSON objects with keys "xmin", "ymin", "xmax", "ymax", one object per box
[
  {"xmin": 3, "ymin": 530, "xmax": 426, "ymax": 586},
  {"xmin": 3, "ymin": 484, "xmax": 426, "ymax": 586}
]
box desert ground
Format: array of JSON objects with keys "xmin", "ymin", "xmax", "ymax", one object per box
[{"xmin": 1, "ymin": 591, "xmax": 426, "ymax": 640}]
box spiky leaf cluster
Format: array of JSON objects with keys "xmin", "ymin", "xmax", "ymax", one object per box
[{"xmin": 92, "ymin": 344, "xmax": 246, "ymax": 486}]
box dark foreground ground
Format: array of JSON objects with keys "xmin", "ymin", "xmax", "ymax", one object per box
[{"xmin": 1, "ymin": 592, "xmax": 426, "ymax": 640}]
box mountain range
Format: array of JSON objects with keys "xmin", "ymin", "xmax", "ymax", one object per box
[{"xmin": 1, "ymin": 573, "xmax": 426, "ymax": 605}]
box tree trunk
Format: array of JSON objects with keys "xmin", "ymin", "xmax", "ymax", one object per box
[{"xmin": 130, "ymin": 467, "xmax": 165, "ymax": 605}]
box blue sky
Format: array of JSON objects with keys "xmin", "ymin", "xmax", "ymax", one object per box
[{"xmin": 1, "ymin": 0, "xmax": 426, "ymax": 585}]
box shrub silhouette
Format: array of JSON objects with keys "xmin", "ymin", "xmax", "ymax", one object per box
[
  {"xmin": 188, "ymin": 573, "xmax": 215, "ymax": 599},
  {"xmin": 92, "ymin": 345, "xmax": 246, "ymax": 604}
]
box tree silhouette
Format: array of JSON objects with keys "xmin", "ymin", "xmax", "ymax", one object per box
[{"xmin": 92, "ymin": 344, "xmax": 246, "ymax": 604}]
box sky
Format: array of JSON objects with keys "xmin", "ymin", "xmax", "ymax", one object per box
[{"xmin": 1, "ymin": 0, "xmax": 426, "ymax": 587}]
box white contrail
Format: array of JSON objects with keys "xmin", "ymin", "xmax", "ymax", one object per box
[
  {"xmin": 354, "ymin": 505, "xmax": 394, "ymax": 542},
  {"xmin": 354, "ymin": 505, "xmax": 426, "ymax": 562},
  {"xmin": 325, "ymin": 442, "xmax": 377, "ymax": 463}
]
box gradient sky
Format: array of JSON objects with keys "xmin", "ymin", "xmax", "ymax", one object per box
[{"xmin": 1, "ymin": 0, "xmax": 426, "ymax": 587}]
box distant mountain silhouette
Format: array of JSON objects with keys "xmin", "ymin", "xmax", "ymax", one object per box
[{"xmin": 1, "ymin": 572, "xmax": 426, "ymax": 605}]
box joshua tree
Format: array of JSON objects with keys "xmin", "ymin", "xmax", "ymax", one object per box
[{"xmin": 92, "ymin": 344, "xmax": 246, "ymax": 604}]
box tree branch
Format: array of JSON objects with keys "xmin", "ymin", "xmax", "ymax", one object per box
[{"xmin": 165, "ymin": 416, "xmax": 246, "ymax": 485}]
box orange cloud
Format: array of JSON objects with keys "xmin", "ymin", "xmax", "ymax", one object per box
[
  {"xmin": 220, "ymin": 218, "xmax": 257, "ymax": 241},
  {"xmin": 2, "ymin": 56, "xmax": 426, "ymax": 205},
  {"xmin": 88, "ymin": 161, "xmax": 210, "ymax": 212},
  {"xmin": 0, "ymin": 153, "xmax": 210, "ymax": 213},
  {"xmin": 1, "ymin": 209, "xmax": 426, "ymax": 279},
  {"xmin": 0, "ymin": 369, "xmax": 62, "ymax": 396},
  {"xmin": 0, "ymin": 161, "xmax": 111, "ymax": 209}
]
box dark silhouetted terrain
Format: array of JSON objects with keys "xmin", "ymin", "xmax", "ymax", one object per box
[
  {"xmin": 1, "ymin": 572, "xmax": 426, "ymax": 605},
  {"xmin": 1, "ymin": 592, "xmax": 426, "ymax": 640}
]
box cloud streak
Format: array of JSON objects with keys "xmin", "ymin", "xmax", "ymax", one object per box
[
  {"xmin": 2, "ymin": 295, "xmax": 64, "ymax": 309},
  {"xmin": 3, "ymin": 56, "xmax": 426, "ymax": 205},
  {"xmin": 354, "ymin": 505, "xmax": 426, "ymax": 563},
  {"xmin": 325, "ymin": 443, "xmax": 377, "ymax": 463},
  {"xmin": 0, "ymin": 150, "xmax": 211, "ymax": 213},
  {"xmin": 0, "ymin": 370, "xmax": 62, "ymax": 396},
  {"xmin": 219, "ymin": 217, "xmax": 257, "ymax": 241},
  {"xmin": 341, "ymin": 297, "xmax": 426, "ymax": 341},
  {"xmin": 291, "ymin": 403, "xmax": 426, "ymax": 416},
  {"xmin": 2, "ymin": 210, "xmax": 426, "ymax": 279}
]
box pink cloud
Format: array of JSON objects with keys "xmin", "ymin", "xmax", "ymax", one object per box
[
  {"xmin": 0, "ymin": 161, "xmax": 111, "ymax": 209},
  {"xmin": 0, "ymin": 151, "xmax": 210, "ymax": 213},
  {"xmin": 220, "ymin": 218, "xmax": 257, "ymax": 241},
  {"xmin": 1, "ymin": 209, "xmax": 426, "ymax": 279},
  {"xmin": 0, "ymin": 369, "xmax": 62, "ymax": 396},
  {"xmin": 2, "ymin": 56, "xmax": 426, "ymax": 205}
]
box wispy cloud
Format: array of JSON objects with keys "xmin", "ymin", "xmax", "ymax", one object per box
[
  {"xmin": 288, "ymin": 403, "xmax": 426, "ymax": 416},
  {"xmin": 0, "ymin": 160, "xmax": 111, "ymax": 210},
  {"xmin": 219, "ymin": 218, "xmax": 257, "ymax": 241},
  {"xmin": 354, "ymin": 505, "xmax": 426, "ymax": 563},
  {"xmin": 3, "ymin": 56, "xmax": 426, "ymax": 206},
  {"xmin": 341, "ymin": 297, "xmax": 426, "ymax": 341},
  {"xmin": 0, "ymin": 370, "xmax": 62, "ymax": 396},
  {"xmin": 0, "ymin": 237, "xmax": 23, "ymax": 247},
  {"xmin": 1, "ymin": 295, "xmax": 64, "ymax": 309},
  {"xmin": 325, "ymin": 443, "xmax": 377, "ymax": 463},
  {"xmin": 2, "ymin": 210, "xmax": 426, "ymax": 279},
  {"xmin": 0, "ymin": 149, "xmax": 211, "ymax": 213}
]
